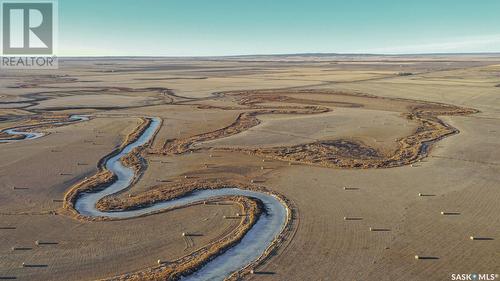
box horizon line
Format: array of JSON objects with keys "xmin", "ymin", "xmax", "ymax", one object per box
[{"xmin": 55, "ymin": 51, "xmax": 500, "ymax": 59}]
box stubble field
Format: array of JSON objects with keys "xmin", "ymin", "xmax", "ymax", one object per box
[{"xmin": 0, "ymin": 54, "xmax": 499, "ymax": 280}]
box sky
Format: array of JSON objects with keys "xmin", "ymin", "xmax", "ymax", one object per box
[{"xmin": 58, "ymin": 0, "xmax": 500, "ymax": 56}]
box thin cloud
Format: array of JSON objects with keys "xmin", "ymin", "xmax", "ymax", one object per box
[{"xmin": 360, "ymin": 35, "xmax": 500, "ymax": 54}]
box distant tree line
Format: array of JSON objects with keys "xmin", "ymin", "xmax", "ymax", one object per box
[{"xmin": 398, "ymin": 72, "xmax": 414, "ymax": 76}]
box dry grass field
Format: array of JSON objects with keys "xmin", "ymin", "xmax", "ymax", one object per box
[{"xmin": 0, "ymin": 54, "xmax": 499, "ymax": 280}]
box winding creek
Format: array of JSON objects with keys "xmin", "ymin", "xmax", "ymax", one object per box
[
  {"xmin": 0, "ymin": 115, "xmax": 89, "ymax": 143},
  {"xmin": 73, "ymin": 117, "xmax": 288, "ymax": 280}
]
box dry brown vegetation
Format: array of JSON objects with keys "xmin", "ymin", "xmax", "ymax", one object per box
[
  {"xmin": 237, "ymin": 101, "xmax": 477, "ymax": 168},
  {"xmin": 94, "ymin": 177, "xmax": 296, "ymax": 281},
  {"xmin": 81, "ymin": 88, "xmax": 477, "ymax": 279},
  {"xmin": 62, "ymin": 170, "xmax": 116, "ymax": 220},
  {"xmin": 120, "ymin": 147, "xmax": 143, "ymax": 171},
  {"xmin": 0, "ymin": 131, "xmax": 24, "ymax": 140},
  {"xmin": 161, "ymin": 90, "xmax": 477, "ymax": 168},
  {"xmin": 160, "ymin": 106, "xmax": 329, "ymax": 155},
  {"xmin": 60, "ymin": 117, "xmax": 293, "ymax": 280},
  {"xmin": 2, "ymin": 56, "xmax": 498, "ymax": 281},
  {"xmin": 0, "ymin": 114, "xmax": 88, "ymax": 141},
  {"xmin": 120, "ymin": 118, "xmax": 152, "ymax": 149},
  {"xmin": 62, "ymin": 117, "xmax": 153, "ymax": 221},
  {"xmin": 105, "ymin": 196, "xmax": 262, "ymax": 281}
]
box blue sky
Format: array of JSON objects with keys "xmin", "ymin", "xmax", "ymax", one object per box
[{"xmin": 58, "ymin": 0, "xmax": 500, "ymax": 56}]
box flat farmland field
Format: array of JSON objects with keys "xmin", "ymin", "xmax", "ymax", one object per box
[{"xmin": 0, "ymin": 55, "xmax": 499, "ymax": 281}]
